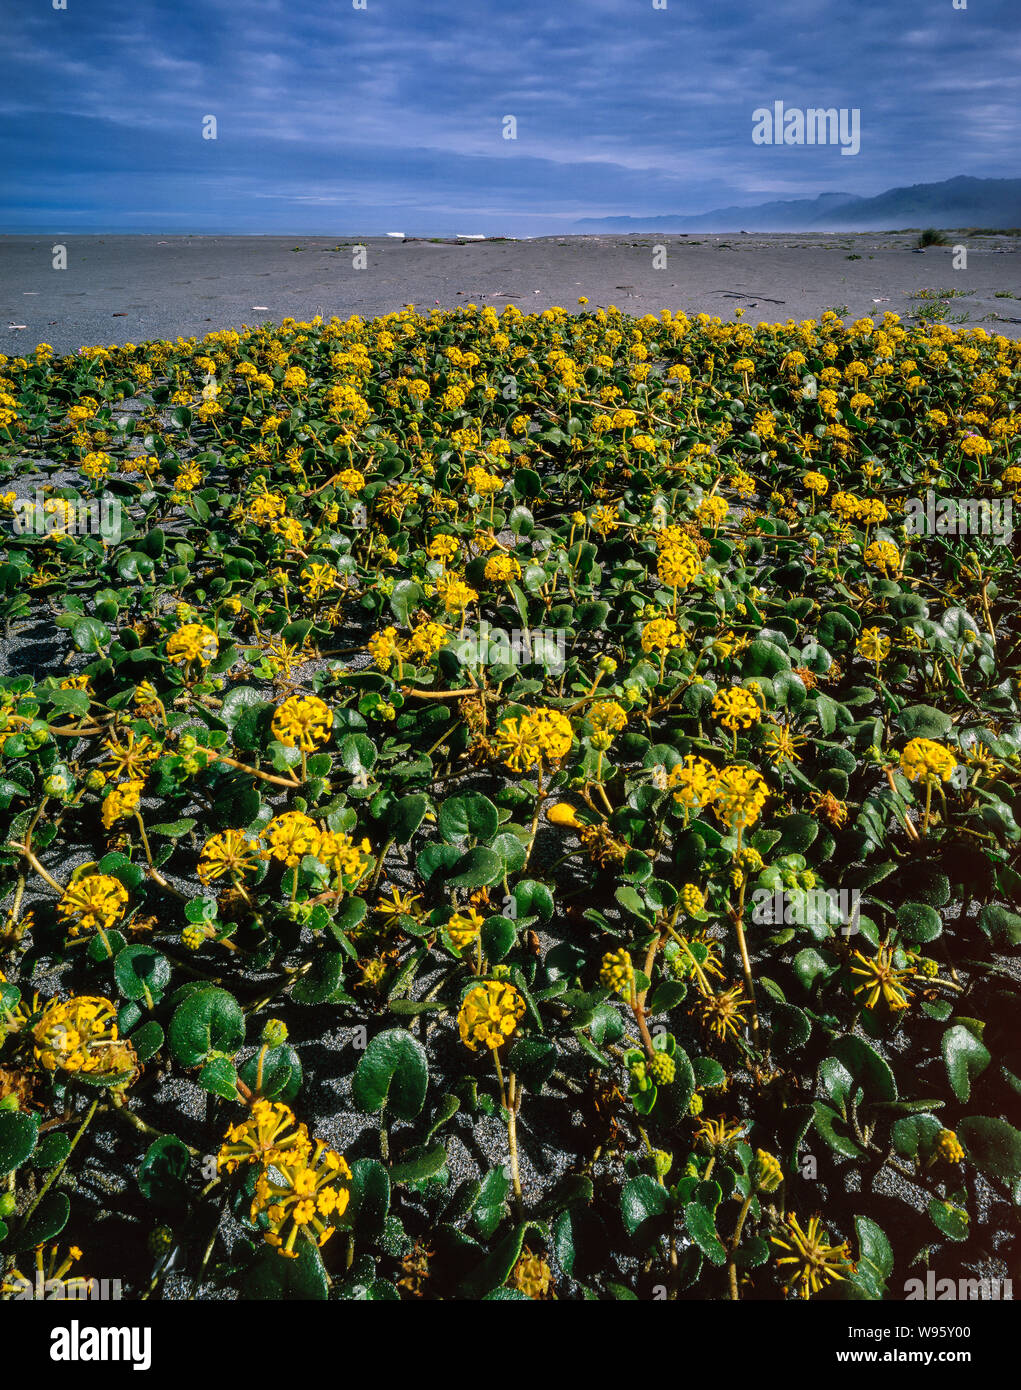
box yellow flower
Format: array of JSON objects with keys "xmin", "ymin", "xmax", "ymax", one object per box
[
  {"xmin": 458, "ymin": 981, "xmax": 526, "ymax": 1050},
  {"xmin": 771, "ymin": 1213, "xmax": 854, "ymax": 1300},
  {"xmin": 658, "ymin": 545, "xmax": 702, "ymax": 588},
  {"xmin": 250, "ymin": 1139, "xmax": 352, "ymax": 1258},
  {"xmin": 762, "ymin": 724, "xmax": 805, "ymax": 766},
  {"xmin": 850, "ymin": 943, "xmax": 916, "ymax": 1011},
  {"xmin": 588, "ymin": 700, "xmax": 628, "ymax": 735},
  {"xmin": 262, "ymin": 811, "xmax": 321, "ymax": 868},
  {"xmin": 427, "ymin": 533, "xmax": 459, "ymax": 563},
  {"xmin": 447, "ymin": 908, "xmax": 484, "ymax": 950},
  {"xmin": 272, "ymin": 695, "xmax": 333, "ymax": 751},
  {"xmin": 641, "ymin": 616, "xmax": 684, "ymax": 654},
  {"xmin": 802, "ymin": 470, "xmax": 829, "ymax": 495},
  {"xmin": 315, "ymin": 831, "xmax": 373, "ymax": 884},
  {"xmin": 753, "ymin": 1149, "xmax": 784, "ymax": 1193},
  {"xmin": 863, "ymin": 540, "xmax": 901, "ymax": 577},
  {"xmin": 57, "ymin": 874, "xmax": 129, "ymax": 937},
  {"xmin": 101, "ymin": 778, "xmax": 144, "ymax": 830},
  {"xmin": 696, "ymin": 496, "xmax": 729, "ymax": 529},
  {"xmin": 697, "ymin": 983, "xmax": 750, "ymax": 1040},
  {"xmin": 934, "ymin": 1128, "xmax": 965, "ymax": 1165},
  {"xmin": 547, "ymin": 802, "xmax": 582, "ymax": 829},
  {"xmin": 711, "ymin": 686, "xmax": 761, "ymax": 732},
  {"xmin": 493, "ymin": 707, "xmax": 573, "ymax": 774},
  {"xmin": 483, "ymin": 553, "xmax": 522, "ymax": 583},
  {"xmin": 217, "ymin": 1100, "xmax": 310, "ymax": 1174},
  {"xmin": 198, "ymin": 829, "xmax": 262, "ymax": 884},
  {"xmin": 510, "ymin": 1252, "xmax": 553, "ymax": 1299},
  {"xmin": 711, "ymin": 765, "xmax": 768, "ymax": 830},
  {"xmin": 857, "ymin": 627, "xmax": 891, "ymax": 664},
  {"xmin": 667, "ymin": 755, "xmax": 719, "ymax": 810},
  {"xmin": 33, "ymin": 995, "xmax": 137, "ymax": 1083},
  {"xmin": 300, "ymin": 562, "xmax": 336, "ymax": 600},
  {"xmin": 680, "ymin": 883, "xmax": 705, "ymax": 916},
  {"xmin": 899, "ymin": 738, "xmax": 957, "ymax": 784},
  {"xmin": 167, "ymin": 623, "xmax": 218, "ymax": 666},
  {"xmin": 599, "ymin": 948, "xmax": 634, "ymax": 998}
]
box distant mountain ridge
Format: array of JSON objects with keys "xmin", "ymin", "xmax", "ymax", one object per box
[{"xmin": 573, "ymin": 176, "xmax": 1021, "ymax": 232}]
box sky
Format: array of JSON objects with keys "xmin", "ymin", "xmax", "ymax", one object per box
[{"xmin": 2, "ymin": 0, "xmax": 1019, "ymax": 236}]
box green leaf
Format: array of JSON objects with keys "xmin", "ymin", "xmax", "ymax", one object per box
[
  {"xmin": 352, "ymin": 1028, "xmax": 428, "ymax": 1119},
  {"xmin": 855, "ymin": 1215, "xmax": 893, "ymax": 1281},
  {"xmin": 114, "ymin": 945, "xmax": 171, "ymax": 1004},
  {"xmin": 481, "ymin": 915, "xmax": 516, "ymax": 962},
  {"xmin": 812, "ymin": 1101, "xmax": 865, "ymax": 1158},
  {"xmin": 447, "ymin": 846, "xmax": 504, "ymax": 888},
  {"xmin": 167, "ymin": 987, "xmax": 245, "ymax": 1067},
  {"xmin": 958, "ymin": 1116, "xmax": 1021, "ymax": 1200},
  {"xmin": 439, "ymin": 792, "xmax": 499, "ymax": 845},
  {"xmin": 897, "ymin": 704, "xmax": 953, "ymax": 739},
  {"xmin": 458, "ymin": 1222, "xmax": 539, "ymax": 1299},
  {"xmin": 774, "ymin": 813, "xmax": 819, "ymax": 855},
  {"xmin": 896, "ymin": 900, "xmax": 942, "ymax": 943},
  {"xmin": 130, "ymin": 1019, "xmax": 165, "ymax": 1064},
  {"xmin": 928, "ymin": 1198, "xmax": 969, "ymax": 1242},
  {"xmin": 977, "ymin": 903, "xmax": 1021, "ymax": 946},
  {"xmin": 507, "ymin": 1037, "xmax": 556, "ymax": 1090},
  {"xmin": 33, "ymin": 1132, "xmax": 71, "ymax": 1169},
  {"xmin": 942, "ymin": 1025, "xmax": 991, "ymax": 1103},
  {"xmin": 15, "ymin": 1191, "xmax": 70, "ymax": 1249},
  {"xmin": 389, "ymin": 1142, "xmax": 447, "ymax": 1184},
  {"xmin": 621, "ymin": 1174, "xmax": 668, "ymax": 1238},
  {"xmin": 684, "ymin": 1202, "xmax": 727, "ymax": 1265},
  {"xmin": 137, "ymin": 1135, "xmax": 191, "ymax": 1206},
  {"xmin": 384, "ymin": 793, "xmax": 429, "ymax": 842},
  {"xmin": 831, "ymin": 1033, "xmax": 898, "ymax": 1103},
  {"xmin": 0, "ymin": 1111, "xmax": 38, "ymax": 1174},
  {"xmin": 242, "ymin": 1238, "xmax": 329, "ymax": 1300},
  {"xmin": 348, "ymin": 1158, "xmax": 391, "ymax": 1240},
  {"xmin": 474, "ymin": 1166, "xmax": 511, "ymax": 1240},
  {"xmin": 198, "ymin": 1055, "xmax": 240, "ymax": 1101},
  {"xmin": 338, "ymin": 733, "xmax": 377, "ymax": 776}
]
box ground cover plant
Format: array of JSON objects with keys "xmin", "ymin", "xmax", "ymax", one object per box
[{"xmin": 0, "ymin": 303, "xmax": 1019, "ymax": 1301}]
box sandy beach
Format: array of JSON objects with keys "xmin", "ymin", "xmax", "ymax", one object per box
[{"xmin": 2, "ymin": 230, "xmax": 1020, "ymax": 355}]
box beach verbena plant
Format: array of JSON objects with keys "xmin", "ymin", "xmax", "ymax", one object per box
[{"xmin": 0, "ymin": 305, "xmax": 1018, "ymax": 1301}]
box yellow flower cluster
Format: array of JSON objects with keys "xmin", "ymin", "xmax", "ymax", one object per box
[
  {"xmin": 899, "ymin": 737, "xmax": 957, "ymax": 784},
  {"xmin": 271, "ymin": 695, "xmax": 333, "ymax": 751},
  {"xmin": 166, "ymin": 623, "xmax": 218, "ymax": 666},
  {"xmin": 457, "ymin": 980, "xmax": 526, "ymax": 1050},
  {"xmin": 57, "ymin": 874, "xmax": 129, "ymax": 937},
  {"xmin": 492, "ymin": 706, "xmax": 573, "ymax": 773},
  {"xmin": 33, "ymin": 995, "xmax": 138, "ymax": 1083}
]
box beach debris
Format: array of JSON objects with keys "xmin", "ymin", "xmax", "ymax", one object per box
[
  {"xmin": 456, "ymin": 235, "xmax": 485, "ymax": 241},
  {"xmin": 386, "ymin": 232, "xmax": 405, "ymax": 238},
  {"xmin": 252, "ymin": 306, "xmax": 270, "ymax": 311},
  {"xmin": 8, "ymin": 324, "xmax": 27, "ymax": 330}
]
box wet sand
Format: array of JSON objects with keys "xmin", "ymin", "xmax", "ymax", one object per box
[{"xmin": 1, "ymin": 230, "xmax": 1020, "ymax": 355}]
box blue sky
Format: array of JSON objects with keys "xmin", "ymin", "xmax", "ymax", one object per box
[{"xmin": 2, "ymin": 0, "xmax": 1018, "ymax": 235}]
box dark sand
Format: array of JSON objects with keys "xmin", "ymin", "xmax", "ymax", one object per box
[{"xmin": 2, "ymin": 231, "xmax": 1020, "ymax": 355}]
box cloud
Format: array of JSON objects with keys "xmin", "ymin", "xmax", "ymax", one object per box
[{"xmin": 2, "ymin": 0, "xmax": 1018, "ymax": 233}]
